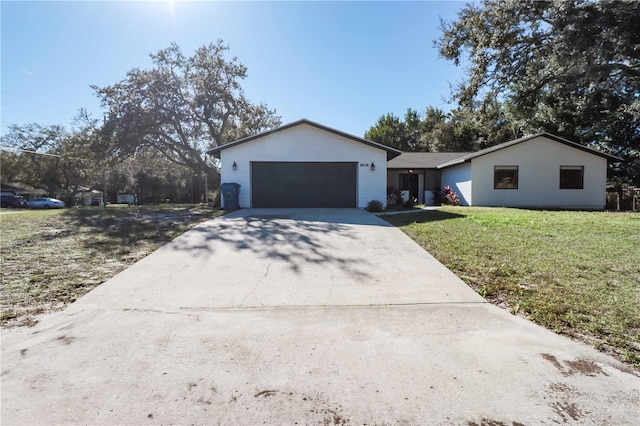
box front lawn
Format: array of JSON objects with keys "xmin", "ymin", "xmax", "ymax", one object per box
[
  {"xmin": 381, "ymin": 207, "xmax": 640, "ymax": 367},
  {"xmin": 0, "ymin": 205, "xmax": 223, "ymax": 327}
]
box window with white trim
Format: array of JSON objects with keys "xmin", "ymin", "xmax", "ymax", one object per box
[{"xmin": 494, "ymin": 166, "xmax": 518, "ymax": 189}]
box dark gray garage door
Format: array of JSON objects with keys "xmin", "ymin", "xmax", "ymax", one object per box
[{"xmin": 251, "ymin": 162, "xmax": 357, "ymax": 208}]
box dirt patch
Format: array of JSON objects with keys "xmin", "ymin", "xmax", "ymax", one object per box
[
  {"xmin": 321, "ymin": 408, "xmax": 348, "ymax": 425},
  {"xmin": 546, "ymin": 381, "xmax": 586, "ymax": 423},
  {"xmin": 551, "ymin": 401, "xmax": 582, "ymax": 422},
  {"xmin": 541, "ymin": 353, "xmax": 564, "ymax": 372},
  {"xmin": 55, "ymin": 335, "xmax": 76, "ymax": 345},
  {"xmin": 467, "ymin": 420, "xmax": 525, "ymax": 426},
  {"xmin": 234, "ymin": 388, "xmax": 351, "ymax": 423},
  {"xmin": 564, "ymin": 358, "xmax": 609, "ymax": 377},
  {"xmin": 541, "ymin": 353, "xmax": 608, "ymax": 377},
  {"xmin": 549, "ymin": 382, "xmax": 579, "ymax": 397}
]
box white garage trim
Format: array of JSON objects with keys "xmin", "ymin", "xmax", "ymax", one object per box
[{"xmin": 207, "ymin": 119, "xmax": 401, "ymax": 209}]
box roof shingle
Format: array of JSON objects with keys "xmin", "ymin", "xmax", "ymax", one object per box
[
  {"xmin": 437, "ymin": 133, "xmax": 621, "ymax": 168},
  {"xmin": 387, "ymin": 152, "xmax": 470, "ymax": 169}
]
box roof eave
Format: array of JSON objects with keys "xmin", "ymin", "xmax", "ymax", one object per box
[
  {"xmin": 437, "ymin": 158, "xmax": 469, "ymax": 169},
  {"xmin": 206, "ymin": 118, "xmax": 402, "ymax": 160},
  {"xmin": 387, "ymin": 166, "xmax": 440, "ymax": 170},
  {"xmin": 436, "ymin": 133, "xmax": 623, "ymax": 165},
  {"xmin": 535, "ymin": 133, "xmax": 623, "ymax": 162}
]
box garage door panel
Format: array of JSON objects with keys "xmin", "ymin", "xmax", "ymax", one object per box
[{"xmin": 252, "ymin": 162, "xmax": 357, "ymax": 208}]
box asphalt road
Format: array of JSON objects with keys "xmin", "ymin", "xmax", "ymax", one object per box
[{"xmin": 2, "ymin": 208, "xmax": 638, "ymax": 425}]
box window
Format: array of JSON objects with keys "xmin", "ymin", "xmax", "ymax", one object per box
[
  {"xmin": 494, "ymin": 166, "xmax": 518, "ymax": 189},
  {"xmin": 560, "ymin": 166, "xmax": 584, "ymax": 189}
]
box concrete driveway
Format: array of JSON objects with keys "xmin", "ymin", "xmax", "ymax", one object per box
[{"xmin": 2, "ymin": 208, "xmax": 638, "ymax": 425}]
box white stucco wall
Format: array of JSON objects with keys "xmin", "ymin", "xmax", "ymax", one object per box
[
  {"xmin": 219, "ymin": 124, "xmax": 388, "ymax": 208},
  {"xmin": 470, "ymin": 136, "xmax": 608, "ymax": 209},
  {"xmin": 440, "ymin": 163, "xmax": 472, "ymax": 206}
]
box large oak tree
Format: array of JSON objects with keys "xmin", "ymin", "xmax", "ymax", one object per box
[
  {"xmin": 437, "ymin": 0, "xmax": 640, "ymax": 184},
  {"xmin": 93, "ymin": 41, "xmax": 281, "ymax": 180}
]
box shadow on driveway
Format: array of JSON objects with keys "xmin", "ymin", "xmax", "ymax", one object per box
[
  {"xmin": 166, "ymin": 209, "xmax": 382, "ymax": 278},
  {"xmin": 3, "ymin": 209, "xmax": 638, "ymax": 425},
  {"xmin": 73, "ymin": 208, "xmax": 482, "ymax": 311}
]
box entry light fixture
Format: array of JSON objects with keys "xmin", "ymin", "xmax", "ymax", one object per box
[
  {"xmin": 232, "ymin": 161, "xmax": 237, "ymax": 171},
  {"xmin": 370, "ymin": 162, "xmax": 376, "ymax": 171}
]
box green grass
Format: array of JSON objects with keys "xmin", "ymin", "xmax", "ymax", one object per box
[
  {"xmin": 0, "ymin": 205, "xmax": 223, "ymax": 327},
  {"xmin": 382, "ymin": 207, "xmax": 640, "ymax": 367}
]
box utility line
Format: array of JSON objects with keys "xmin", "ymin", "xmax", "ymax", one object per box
[{"xmin": 0, "ymin": 145, "xmax": 91, "ymax": 161}]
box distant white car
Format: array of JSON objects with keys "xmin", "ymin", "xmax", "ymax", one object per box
[{"xmin": 27, "ymin": 197, "xmax": 65, "ymax": 209}]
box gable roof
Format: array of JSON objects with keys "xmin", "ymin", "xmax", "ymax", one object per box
[
  {"xmin": 437, "ymin": 133, "xmax": 622, "ymax": 169},
  {"xmin": 387, "ymin": 152, "xmax": 470, "ymax": 169},
  {"xmin": 206, "ymin": 118, "xmax": 402, "ymax": 160}
]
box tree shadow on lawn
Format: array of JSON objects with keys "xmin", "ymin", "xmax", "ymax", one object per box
[
  {"xmin": 169, "ymin": 215, "xmax": 374, "ymax": 281},
  {"xmin": 58, "ymin": 207, "xmax": 219, "ymax": 255},
  {"xmin": 30, "ymin": 208, "xmax": 374, "ymax": 283},
  {"xmin": 380, "ymin": 209, "xmax": 466, "ymax": 227},
  {"xmin": 0, "ymin": 207, "xmax": 222, "ymax": 327}
]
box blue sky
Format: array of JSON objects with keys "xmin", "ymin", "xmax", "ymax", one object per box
[{"xmin": 1, "ymin": 1, "xmax": 467, "ymax": 139}]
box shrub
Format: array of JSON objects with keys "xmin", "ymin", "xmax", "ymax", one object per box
[
  {"xmin": 366, "ymin": 199, "xmax": 384, "ymax": 212},
  {"xmin": 403, "ymin": 196, "xmax": 417, "ymax": 208},
  {"xmin": 386, "ymin": 186, "xmax": 402, "ymax": 206},
  {"xmin": 442, "ymin": 185, "xmax": 460, "ymax": 206}
]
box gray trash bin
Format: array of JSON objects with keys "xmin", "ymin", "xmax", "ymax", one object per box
[{"xmin": 220, "ymin": 182, "xmax": 241, "ymax": 211}]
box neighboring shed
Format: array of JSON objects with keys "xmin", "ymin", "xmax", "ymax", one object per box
[
  {"xmin": 75, "ymin": 189, "xmax": 103, "ymax": 206},
  {"xmin": 438, "ymin": 133, "xmax": 621, "ymax": 209},
  {"xmin": 207, "ymin": 119, "xmax": 401, "ymax": 209}
]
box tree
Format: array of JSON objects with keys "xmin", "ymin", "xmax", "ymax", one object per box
[
  {"xmin": 365, "ymin": 109, "xmax": 437, "ymax": 152},
  {"xmin": 365, "ymin": 105, "xmax": 517, "ymax": 153},
  {"xmin": 0, "ymin": 111, "xmax": 107, "ymax": 201},
  {"xmin": 1, "ymin": 123, "xmax": 68, "ymax": 196},
  {"xmin": 364, "ymin": 113, "xmax": 407, "ymax": 151},
  {"xmin": 59, "ymin": 110, "xmax": 108, "ymax": 201},
  {"xmin": 93, "ymin": 41, "xmax": 282, "ymax": 181},
  {"xmin": 437, "ymin": 0, "xmax": 640, "ymax": 184},
  {"xmin": 0, "ymin": 150, "xmax": 21, "ymax": 185},
  {"xmin": 117, "ymin": 147, "xmax": 201, "ymax": 204},
  {"xmin": 403, "ymin": 109, "xmax": 428, "ymax": 151}
]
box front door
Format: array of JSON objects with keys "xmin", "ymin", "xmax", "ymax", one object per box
[{"xmin": 399, "ymin": 174, "xmax": 419, "ymax": 203}]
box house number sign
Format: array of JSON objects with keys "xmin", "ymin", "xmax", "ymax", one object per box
[{"xmin": 359, "ymin": 163, "xmax": 369, "ymax": 167}]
